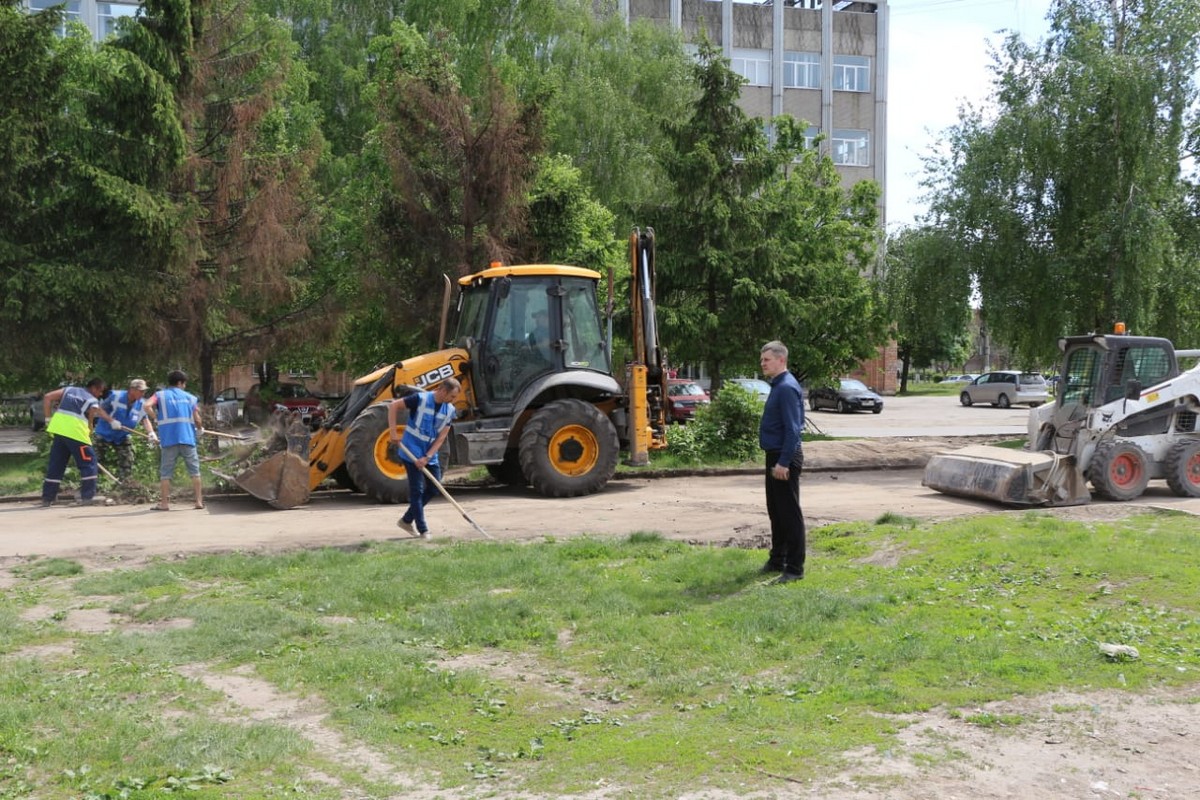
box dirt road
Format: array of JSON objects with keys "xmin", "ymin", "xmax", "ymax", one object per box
[{"xmin": 3, "ymin": 436, "xmax": 1197, "ymax": 570}]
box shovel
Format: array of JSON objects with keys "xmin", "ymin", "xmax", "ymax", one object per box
[{"xmin": 392, "ymin": 439, "xmax": 493, "ymax": 539}]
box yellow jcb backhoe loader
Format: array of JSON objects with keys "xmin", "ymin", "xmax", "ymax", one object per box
[{"xmin": 236, "ymin": 229, "xmax": 669, "ymax": 508}]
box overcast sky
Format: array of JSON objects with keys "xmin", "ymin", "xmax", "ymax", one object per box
[{"xmin": 886, "ymin": 0, "xmax": 1053, "ymax": 228}]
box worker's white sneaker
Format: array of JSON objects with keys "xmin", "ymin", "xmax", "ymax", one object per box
[
  {"xmin": 418, "ymin": 530, "xmax": 430, "ymax": 539},
  {"xmin": 397, "ymin": 517, "xmax": 414, "ymax": 534}
]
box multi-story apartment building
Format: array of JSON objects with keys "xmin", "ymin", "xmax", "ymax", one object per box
[
  {"xmin": 623, "ymin": 0, "xmax": 888, "ymax": 223},
  {"xmin": 25, "ymin": 0, "xmax": 141, "ymax": 40},
  {"xmin": 624, "ymin": 0, "xmax": 896, "ymax": 393}
]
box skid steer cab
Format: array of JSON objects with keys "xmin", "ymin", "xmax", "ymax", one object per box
[
  {"xmin": 236, "ymin": 229, "xmax": 669, "ymax": 508},
  {"xmin": 924, "ymin": 324, "xmax": 1200, "ymax": 507}
]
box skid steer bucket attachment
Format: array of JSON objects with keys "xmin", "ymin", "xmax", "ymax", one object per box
[
  {"xmin": 234, "ymin": 414, "xmax": 313, "ymax": 509},
  {"xmin": 922, "ymin": 445, "xmax": 1091, "ymax": 507}
]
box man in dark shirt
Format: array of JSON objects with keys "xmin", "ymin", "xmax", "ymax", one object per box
[{"xmin": 757, "ymin": 340, "xmax": 806, "ymax": 582}]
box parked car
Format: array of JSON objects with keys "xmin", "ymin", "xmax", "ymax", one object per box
[
  {"xmin": 809, "ymin": 379, "xmax": 884, "ymax": 414},
  {"xmin": 214, "ymin": 387, "xmax": 242, "ymax": 424},
  {"xmin": 942, "ymin": 373, "xmax": 979, "ymax": 385},
  {"xmin": 959, "ymin": 371, "xmax": 1049, "ymax": 408},
  {"xmin": 725, "ymin": 377, "xmax": 772, "ymax": 402},
  {"xmin": 666, "ymin": 379, "xmax": 710, "ymax": 423},
  {"xmin": 243, "ymin": 382, "xmax": 327, "ymax": 427}
]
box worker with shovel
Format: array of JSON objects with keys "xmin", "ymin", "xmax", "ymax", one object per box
[
  {"xmin": 93, "ymin": 378, "xmax": 157, "ymax": 480},
  {"xmin": 40, "ymin": 378, "xmax": 125, "ymax": 507},
  {"xmin": 387, "ymin": 378, "xmax": 461, "ymax": 538}
]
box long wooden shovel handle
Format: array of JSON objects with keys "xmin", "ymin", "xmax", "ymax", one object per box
[{"xmin": 393, "ymin": 439, "xmax": 493, "ymax": 539}]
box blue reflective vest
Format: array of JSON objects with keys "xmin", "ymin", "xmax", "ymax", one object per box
[
  {"xmin": 155, "ymin": 387, "xmax": 198, "ymax": 447},
  {"xmin": 95, "ymin": 390, "xmax": 145, "ymax": 444},
  {"xmin": 398, "ymin": 391, "xmax": 456, "ymax": 465},
  {"xmin": 46, "ymin": 386, "xmax": 98, "ymax": 444}
]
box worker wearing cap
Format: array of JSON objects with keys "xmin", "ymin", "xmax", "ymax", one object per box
[
  {"xmin": 40, "ymin": 377, "xmax": 123, "ymax": 507},
  {"xmin": 94, "ymin": 378, "xmax": 158, "ymax": 480}
]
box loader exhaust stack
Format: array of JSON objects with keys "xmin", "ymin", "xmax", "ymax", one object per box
[{"xmin": 922, "ymin": 445, "xmax": 1091, "ymax": 507}]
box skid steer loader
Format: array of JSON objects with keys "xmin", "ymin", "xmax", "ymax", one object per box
[
  {"xmin": 924, "ymin": 327, "xmax": 1200, "ymax": 506},
  {"xmin": 236, "ymin": 229, "xmax": 669, "ymax": 508}
]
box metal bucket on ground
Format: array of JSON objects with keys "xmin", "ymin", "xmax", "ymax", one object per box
[{"xmin": 922, "ymin": 444, "xmax": 1091, "ymax": 507}]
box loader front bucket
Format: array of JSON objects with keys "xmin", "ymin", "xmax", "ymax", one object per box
[
  {"xmin": 922, "ymin": 444, "xmax": 1091, "ymax": 507},
  {"xmin": 235, "ymin": 450, "xmax": 311, "ymax": 509}
]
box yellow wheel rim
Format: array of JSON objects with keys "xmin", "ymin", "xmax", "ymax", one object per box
[
  {"xmin": 547, "ymin": 424, "xmax": 599, "ymax": 477},
  {"xmin": 373, "ymin": 427, "xmax": 407, "ymax": 481}
]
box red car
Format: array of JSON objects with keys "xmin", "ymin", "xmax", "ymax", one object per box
[
  {"xmin": 666, "ymin": 379, "xmax": 710, "ymax": 423},
  {"xmin": 243, "ymin": 383, "xmax": 327, "ymax": 428}
]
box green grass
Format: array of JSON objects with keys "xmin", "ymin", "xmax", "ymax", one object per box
[
  {"xmin": 3, "ymin": 511, "xmax": 1200, "ymax": 797},
  {"xmin": 896, "ymin": 380, "xmax": 966, "ymax": 398},
  {"xmin": 0, "ymin": 452, "xmax": 42, "ymax": 496}
]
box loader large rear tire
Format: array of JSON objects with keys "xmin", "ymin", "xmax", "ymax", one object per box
[
  {"xmin": 1088, "ymin": 441, "xmax": 1150, "ymax": 501},
  {"xmin": 519, "ymin": 399, "xmax": 618, "ymax": 498},
  {"xmin": 1165, "ymin": 440, "xmax": 1200, "ymax": 498},
  {"xmin": 344, "ymin": 404, "xmax": 409, "ymax": 504}
]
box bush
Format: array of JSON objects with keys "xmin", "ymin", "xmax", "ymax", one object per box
[{"xmin": 667, "ymin": 384, "xmax": 761, "ymax": 464}]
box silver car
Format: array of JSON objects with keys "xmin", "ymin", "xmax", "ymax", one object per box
[{"xmin": 960, "ymin": 371, "xmax": 1049, "ymax": 408}]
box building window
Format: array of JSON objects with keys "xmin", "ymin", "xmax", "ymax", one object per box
[
  {"xmin": 832, "ymin": 129, "xmax": 870, "ymax": 166},
  {"xmin": 97, "ymin": 2, "xmax": 140, "ymax": 38},
  {"xmin": 783, "ymin": 51, "xmax": 820, "ymax": 89},
  {"xmin": 833, "ymin": 55, "xmax": 870, "ymax": 92},
  {"xmin": 29, "ymin": 0, "xmax": 81, "ymax": 36},
  {"xmin": 803, "ymin": 126, "xmax": 819, "ymax": 150},
  {"xmin": 731, "ymin": 48, "xmax": 770, "ymax": 87}
]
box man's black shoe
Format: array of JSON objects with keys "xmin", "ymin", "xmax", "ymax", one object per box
[
  {"xmin": 773, "ymin": 571, "xmax": 804, "ymax": 584},
  {"xmin": 760, "ymin": 561, "xmax": 784, "ymax": 574}
]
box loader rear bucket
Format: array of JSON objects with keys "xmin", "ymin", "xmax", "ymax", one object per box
[
  {"xmin": 922, "ymin": 444, "xmax": 1091, "ymax": 507},
  {"xmin": 236, "ymin": 450, "xmax": 311, "ymax": 509}
]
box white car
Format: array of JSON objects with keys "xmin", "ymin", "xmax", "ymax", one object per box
[
  {"xmin": 960, "ymin": 371, "xmax": 1049, "ymax": 408},
  {"xmin": 942, "ymin": 373, "xmax": 979, "ymax": 385}
]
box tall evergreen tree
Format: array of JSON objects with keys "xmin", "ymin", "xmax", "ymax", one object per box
[{"xmin": 652, "ymin": 40, "xmax": 886, "ymax": 388}]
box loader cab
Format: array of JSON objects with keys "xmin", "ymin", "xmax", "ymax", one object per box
[
  {"xmin": 1057, "ymin": 335, "xmax": 1178, "ymax": 435},
  {"xmin": 451, "ymin": 266, "xmax": 610, "ymax": 413}
]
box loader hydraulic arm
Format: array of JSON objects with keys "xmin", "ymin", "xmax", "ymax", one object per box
[{"xmin": 627, "ymin": 228, "xmax": 668, "ymax": 464}]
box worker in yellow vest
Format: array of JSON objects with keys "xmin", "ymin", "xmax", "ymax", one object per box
[{"xmin": 41, "ymin": 377, "xmax": 123, "ymax": 507}]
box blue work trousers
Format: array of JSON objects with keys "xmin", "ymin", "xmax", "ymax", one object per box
[
  {"xmin": 401, "ymin": 459, "xmax": 441, "ymax": 534},
  {"xmin": 43, "ymin": 435, "xmax": 99, "ymax": 503}
]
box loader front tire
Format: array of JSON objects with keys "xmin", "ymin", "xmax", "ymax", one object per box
[
  {"xmin": 1088, "ymin": 441, "xmax": 1149, "ymax": 501},
  {"xmin": 331, "ymin": 464, "xmax": 359, "ymax": 493},
  {"xmin": 520, "ymin": 399, "xmax": 618, "ymax": 498},
  {"xmin": 1165, "ymin": 440, "xmax": 1200, "ymax": 498},
  {"xmin": 486, "ymin": 450, "xmax": 528, "ymax": 486},
  {"xmin": 344, "ymin": 404, "xmax": 409, "ymax": 504}
]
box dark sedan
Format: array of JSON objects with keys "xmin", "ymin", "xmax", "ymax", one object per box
[{"xmin": 809, "ymin": 379, "xmax": 884, "ymax": 414}]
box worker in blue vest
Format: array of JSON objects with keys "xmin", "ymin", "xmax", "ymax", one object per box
[
  {"xmin": 94, "ymin": 378, "xmax": 158, "ymax": 479},
  {"xmin": 386, "ymin": 377, "xmax": 461, "ymax": 537},
  {"xmin": 40, "ymin": 378, "xmax": 123, "ymax": 507},
  {"xmin": 143, "ymin": 370, "xmax": 205, "ymax": 511}
]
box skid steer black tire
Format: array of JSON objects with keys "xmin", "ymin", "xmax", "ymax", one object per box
[
  {"xmin": 1088, "ymin": 441, "xmax": 1150, "ymax": 501},
  {"xmin": 1165, "ymin": 440, "xmax": 1200, "ymax": 498},
  {"xmin": 344, "ymin": 404, "xmax": 409, "ymax": 504},
  {"xmin": 486, "ymin": 450, "xmax": 528, "ymax": 486},
  {"xmin": 519, "ymin": 399, "xmax": 618, "ymax": 498}
]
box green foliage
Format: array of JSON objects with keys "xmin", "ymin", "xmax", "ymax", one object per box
[
  {"xmin": 651, "ymin": 40, "xmax": 887, "ymax": 389},
  {"xmin": 5, "ymin": 513, "xmax": 1200, "ymax": 796},
  {"xmin": 666, "ymin": 384, "xmax": 761, "ymax": 464},
  {"xmin": 882, "ymin": 226, "xmax": 973, "ymax": 390},
  {"xmin": 925, "ymin": 0, "xmax": 1200, "ymax": 364}
]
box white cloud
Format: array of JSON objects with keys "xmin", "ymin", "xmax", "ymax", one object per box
[{"xmin": 886, "ymin": 0, "xmax": 1052, "ymax": 228}]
